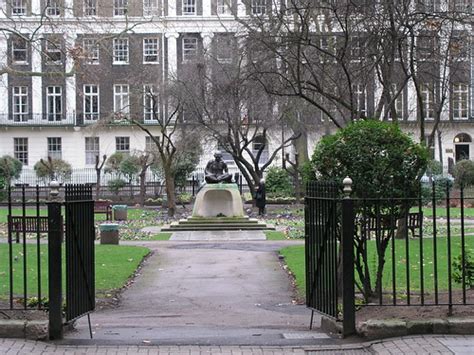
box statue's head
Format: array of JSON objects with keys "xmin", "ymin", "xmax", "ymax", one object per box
[{"xmin": 214, "ymin": 151, "xmax": 223, "ymax": 161}]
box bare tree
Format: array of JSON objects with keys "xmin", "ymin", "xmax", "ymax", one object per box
[{"xmin": 175, "ymin": 34, "xmax": 300, "ymax": 197}]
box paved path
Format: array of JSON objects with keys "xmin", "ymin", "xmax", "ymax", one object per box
[
  {"xmin": 68, "ymin": 239, "xmax": 328, "ymax": 346},
  {"xmin": 2, "ymin": 335, "xmax": 474, "ymax": 354}
]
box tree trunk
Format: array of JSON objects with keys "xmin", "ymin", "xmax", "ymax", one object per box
[
  {"xmin": 164, "ymin": 168, "xmax": 176, "ymax": 217},
  {"xmin": 139, "ymin": 171, "xmax": 147, "ymax": 207},
  {"xmin": 95, "ymin": 170, "xmax": 101, "ymax": 199}
]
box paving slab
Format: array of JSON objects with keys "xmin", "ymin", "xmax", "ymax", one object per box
[{"xmin": 170, "ymin": 230, "xmax": 267, "ymax": 241}]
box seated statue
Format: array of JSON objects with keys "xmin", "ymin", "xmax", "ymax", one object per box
[{"xmin": 205, "ymin": 152, "xmax": 233, "ymax": 184}]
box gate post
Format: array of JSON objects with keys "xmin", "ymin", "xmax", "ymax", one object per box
[
  {"xmin": 341, "ymin": 177, "xmax": 356, "ymax": 336},
  {"xmin": 47, "ymin": 181, "xmax": 63, "ymax": 340}
]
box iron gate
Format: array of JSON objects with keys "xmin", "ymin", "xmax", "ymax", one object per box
[
  {"xmin": 64, "ymin": 184, "xmax": 95, "ymax": 322},
  {"xmin": 305, "ymin": 181, "xmax": 355, "ymax": 336}
]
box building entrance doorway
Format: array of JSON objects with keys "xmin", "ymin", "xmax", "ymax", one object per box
[{"xmin": 454, "ymin": 133, "xmax": 472, "ymax": 162}]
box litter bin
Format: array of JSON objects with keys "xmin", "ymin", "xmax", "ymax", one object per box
[
  {"xmin": 112, "ymin": 205, "xmax": 128, "ymax": 221},
  {"xmin": 99, "ymin": 223, "xmax": 119, "ymax": 245}
]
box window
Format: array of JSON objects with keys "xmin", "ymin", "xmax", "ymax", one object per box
[
  {"xmin": 420, "ymin": 83, "xmax": 435, "ymax": 120},
  {"xmin": 217, "ymin": 0, "xmax": 231, "ymax": 15},
  {"xmin": 143, "ymin": 0, "xmax": 159, "ymax": 15},
  {"xmin": 45, "ymin": 38, "xmax": 62, "ymax": 64},
  {"xmin": 12, "ymin": 86, "xmax": 29, "ymax": 122},
  {"xmin": 83, "ymin": 85, "xmax": 99, "ymax": 121},
  {"xmin": 11, "ymin": 36, "xmax": 28, "ymax": 63},
  {"xmin": 14, "ymin": 138, "xmax": 28, "ymax": 165},
  {"xmin": 217, "ymin": 143, "xmax": 234, "ymax": 164},
  {"xmin": 143, "ymin": 38, "xmax": 159, "ymax": 63},
  {"xmin": 450, "ymin": 36, "xmax": 469, "ymax": 61},
  {"xmin": 216, "ymin": 36, "xmax": 233, "ymax": 63},
  {"xmin": 47, "ymin": 137, "xmax": 62, "ymax": 160},
  {"xmin": 182, "ymin": 37, "xmax": 198, "ymax": 62},
  {"xmin": 113, "ymin": 38, "xmax": 129, "ymax": 64},
  {"xmin": 252, "ymin": 136, "xmax": 269, "ymax": 165},
  {"xmin": 46, "ymin": 0, "xmax": 60, "ymax": 16},
  {"xmin": 417, "ymin": 35, "xmax": 436, "ymax": 60},
  {"xmin": 12, "ymin": 0, "xmax": 27, "ymax": 15},
  {"xmin": 83, "ymin": 38, "xmax": 99, "ymax": 64},
  {"xmin": 114, "ymin": 84, "xmax": 129, "ymax": 116},
  {"xmin": 452, "ymin": 83, "xmax": 469, "ymax": 119},
  {"xmin": 46, "ymin": 86, "xmax": 62, "ymax": 121},
  {"xmin": 84, "ymin": 0, "xmax": 97, "ymax": 16},
  {"xmin": 145, "ymin": 136, "xmax": 158, "ymax": 152},
  {"xmin": 114, "ymin": 0, "xmax": 128, "ymax": 15},
  {"xmin": 388, "ymin": 84, "xmax": 405, "ymax": 120},
  {"xmin": 85, "ymin": 137, "xmax": 100, "ymax": 165},
  {"xmin": 353, "ymin": 84, "xmax": 366, "ymax": 117},
  {"xmin": 251, "ymin": 0, "xmax": 266, "ymax": 14},
  {"xmin": 419, "ymin": 0, "xmax": 441, "ymax": 12},
  {"xmin": 143, "ymin": 85, "xmax": 158, "ymax": 121},
  {"xmin": 182, "ymin": 0, "xmax": 196, "ymax": 15},
  {"xmin": 452, "ymin": 0, "xmax": 470, "ymax": 12},
  {"xmin": 350, "ymin": 35, "xmax": 364, "ymax": 60},
  {"xmin": 115, "ymin": 136, "xmax": 130, "ymax": 153}
]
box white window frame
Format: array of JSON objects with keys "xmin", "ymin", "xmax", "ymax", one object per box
[
  {"xmin": 83, "ymin": 85, "xmax": 100, "ymax": 121},
  {"xmin": 143, "ymin": 0, "xmax": 159, "ymax": 15},
  {"xmin": 252, "ymin": 136, "xmax": 269, "ymax": 165},
  {"xmin": 145, "ymin": 136, "xmax": 159, "ymax": 152},
  {"xmin": 12, "ymin": 0, "xmax": 27, "ymax": 15},
  {"xmin": 251, "ymin": 0, "xmax": 266, "ymax": 15},
  {"xmin": 420, "ymin": 83, "xmax": 435, "ymax": 120},
  {"xmin": 45, "ymin": 39, "xmax": 62, "ymax": 64},
  {"xmin": 114, "ymin": 84, "xmax": 130, "ymax": 116},
  {"xmin": 85, "ymin": 137, "xmax": 100, "ymax": 165},
  {"xmin": 143, "ymin": 85, "xmax": 158, "ymax": 121},
  {"xmin": 388, "ymin": 84, "xmax": 405, "ymax": 120},
  {"xmin": 47, "ymin": 137, "xmax": 62, "ymax": 160},
  {"xmin": 12, "ymin": 86, "xmax": 29, "ymax": 122},
  {"xmin": 14, "ymin": 137, "xmax": 28, "ymax": 165},
  {"xmin": 143, "ymin": 38, "xmax": 159, "ymax": 63},
  {"xmin": 46, "ymin": 86, "xmax": 62, "ymax": 121},
  {"xmin": 353, "ymin": 84, "xmax": 366, "ymax": 117},
  {"xmin": 46, "ymin": 0, "xmax": 61, "ymax": 16},
  {"xmin": 114, "ymin": 0, "xmax": 128, "ymax": 15},
  {"xmin": 83, "ymin": 38, "xmax": 99, "ymax": 64},
  {"xmin": 12, "ymin": 37, "xmax": 28, "ymax": 64},
  {"xmin": 216, "ymin": 0, "xmax": 231, "ymax": 15},
  {"xmin": 182, "ymin": 0, "xmax": 196, "ymax": 15},
  {"xmin": 182, "ymin": 37, "xmax": 198, "ymax": 62},
  {"xmin": 452, "ymin": 83, "xmax": 469, "ymax": 119},
  {"xmin": 216, "ymin": 36, "xmax": 233, "ymax": 63},
  {"xmin": 84, "ymin": 0, "xmax": 97, "ymax": 16},
  {"xmin": 115, "ymin": 136, "xmax": 130, "ymax": 153},
  {"xmin": 113, "ymin": 38, "xmax": 129, "ymax": 64}
]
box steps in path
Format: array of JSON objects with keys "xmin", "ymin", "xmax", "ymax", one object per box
[{"xmin": 161, "ymin": 216, "xmax": 275, "ymax": 231}]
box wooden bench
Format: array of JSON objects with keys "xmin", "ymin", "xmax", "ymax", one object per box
[
  {"xmin": 94, "ymin": 200, "xmax": 112, "ymax": 220},
  {"xmin": 8, "ymin": 215, "xmax": 62, "ymax": 243},
  {"xmin": 362, "ymin": 212, "xmax": 423, "ymax": 239}
]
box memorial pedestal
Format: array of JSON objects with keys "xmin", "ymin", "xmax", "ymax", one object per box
[{"xmin": 192, "ymin": 183, "xmax": 244, "ymax": 218}]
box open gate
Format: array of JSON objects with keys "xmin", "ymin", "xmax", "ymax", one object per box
[
  {"xmin": 5, "ymin": 184, "xmax": 95, "ymax": 339},
  {"xmin": 305, "ymin": 181, "xmax": 355, "ymax": 336}
]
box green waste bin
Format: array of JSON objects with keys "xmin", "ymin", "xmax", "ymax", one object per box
[
  {"xmin": 112, "ymin": 205, "xmax": 128, "ymax": 221},
  {"xmin": 99, "ymin": 223, "xmax": 119, "ymax": 244}
]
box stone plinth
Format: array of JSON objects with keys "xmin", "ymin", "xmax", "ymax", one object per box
[{"xmin": 192, "ymin": 183, "xmax": 244, "ymax": 218}]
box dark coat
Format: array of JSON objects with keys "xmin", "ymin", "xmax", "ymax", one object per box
[{"xmin": 255, "ymin": 183, "xmax": 266, "ymax": 208}]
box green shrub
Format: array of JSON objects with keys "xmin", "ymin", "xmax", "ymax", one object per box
[
  {"xmin": 265, "ymin": 167, "xmax": 293, "ymax": 196},
  {"xmin": 453, "ymin": 160, "xmax": 474, "ymax": 188},
  {"xmin": 421, "ymin": 177, "xmax": 453, "ymax": 205},
  {"xmin": 453, "ymin": 250, "xmax": 474, "ymax": 289},
  {"xmin": 108, "ymin": 179, "xmax": 126, "ymax": 194},
  {"xmin": 34, "ymin": 158, "xmax": 72, "ymax": 182},
  {"xmin": 0, "ymin": 155, "xmax": 23, "ymax": 185},
  {"xmin": 177, "ymin": 192, "xmax": 192, "ymax": 204}
]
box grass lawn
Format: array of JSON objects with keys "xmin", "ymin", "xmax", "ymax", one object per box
[
  {"xmin": 0, "ymin": 244, "xmax": 150, "ymax": 299},
  {"xmin": 414, "ymin": 207, "xmax": 474, "ymax": 218},
  {"xmin": 265, "ymin": 231, "xmax": 287, "ymax": 240},
  {"xmin": 147, "ymin": 232, "xmax": 172, "ymax": 241},
  {"xmin": 280, "ymin": 235, "xmax": 474, "ymax": 298}
]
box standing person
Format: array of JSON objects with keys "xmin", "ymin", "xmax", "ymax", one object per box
[{"xmin": 255, "ymin": 179, "xmax": 266, "ymax": 216}]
